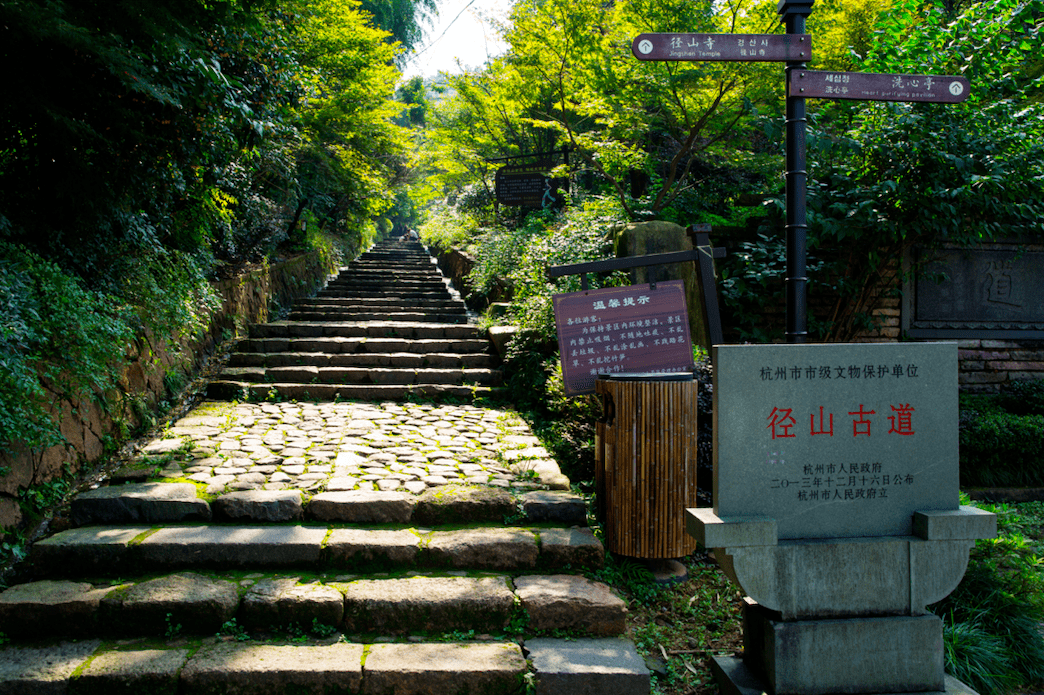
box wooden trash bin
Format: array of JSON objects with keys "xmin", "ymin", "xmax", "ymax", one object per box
[{"xmin": 595, "ymin": 373, "xmax": 699, "ymax": 559}]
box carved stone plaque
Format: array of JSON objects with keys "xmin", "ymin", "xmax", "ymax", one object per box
[{"xmin": 903, "ymin": 245, "xmax": 1044, "ymax": 339}]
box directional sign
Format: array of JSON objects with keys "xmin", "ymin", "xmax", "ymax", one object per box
[
  {"xmin": 632, "ymin": 33, "xmax": 810, "ymax": 62},
  {"xmin": 789, "ymin": 70, "xmax": 970, "ymax": 103}
]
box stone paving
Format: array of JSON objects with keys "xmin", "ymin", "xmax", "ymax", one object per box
[{"xmin": 129, "ymin": 399, "xmax": 569, "ymax": 497}]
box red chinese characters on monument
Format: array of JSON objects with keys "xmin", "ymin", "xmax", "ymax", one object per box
[{"xmin": 767, "ymin": 404, "xmax": 917, "ymax": 439}]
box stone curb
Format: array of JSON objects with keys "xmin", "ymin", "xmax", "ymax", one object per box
[
  {"xmin": 0, "ymin": 572, "xmax": 624, "ymax": 640},
  {"xmin": 0, "ymin": 638, "xmax": 647, "ymax": 695},
  {"xmin": 71, "ymin": 484, "xmax": 584, "ymax": 527},
  {"xmin": 31, "ymin": 524, "xmax": 604, "ymax": 576}
]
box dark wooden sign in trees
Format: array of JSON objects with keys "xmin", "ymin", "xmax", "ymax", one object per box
[
  {"xmin": 492, "ymin": 148, "xmax": 570, "ymax": 208},
  {"xmin": 631, "ymin": 33, "xmax": 810, "ymax": 62},
  {"xmin": 790, "ymin": 70, "xmax": 971, "ymax": 103}
]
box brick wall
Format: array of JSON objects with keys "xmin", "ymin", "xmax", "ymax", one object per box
[{"xmin": 957, "ymin": 340, "xmax": 1044, "ymax": 393}]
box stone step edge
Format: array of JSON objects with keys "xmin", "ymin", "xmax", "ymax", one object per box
[
  {"xmin": 206, "ymin": 381, "xmax": 506, "ymax": 402},
  {"xmin": 71, "ymin": 487, "xmax": 583, "ymax": 527},
  {"xmin": 31, "ymin": 524, "xmax": 604, "ymax": 576},
  {"xmin": 0, "ymin": 573, "xmax": 626, "ymax": 640},
  {"xmin": 0, "ymin": 638, "xmax": 650, "ymax": 695}
]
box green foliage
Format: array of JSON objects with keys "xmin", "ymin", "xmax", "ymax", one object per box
[
  {"xmin": 960, "ymin": 407, "xmax": 1044, "ymax": 488},
  {"xmin": 995, "ymin": 379, "xmax": 1044, "ymax": 417},
  {"xmin": 931, "ymin": 501, "xmax": 1044, "ymax": 693},
  {"xmin": 217, "ymin": 618, "xmax": 251, "ymax": 642}
]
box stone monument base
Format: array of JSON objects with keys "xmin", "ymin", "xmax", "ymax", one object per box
[
  {"xmin": 710, "ymin": 655, "xmax": 980, "ymax": 695},
  {"xmin": 743, "ymin": 600, "xmax": 945, "ymax": 694}
]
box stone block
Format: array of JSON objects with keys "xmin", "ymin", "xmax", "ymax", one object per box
[
  {"xmin": 413, "ymin": 485, "xmax": 514, "ymax": 525},
  {"xmin": 362, "ymin": 642, "xmax": 525, "ymax": 695},
  {"xmin": 514, "ymin": 575, "xmax": 626, "ymax": 636},
  {"xmin": 324, "ymin": 528, "xmax": 419, "ymax": 570},
  {"xmin": 685, "ymin": 508, "xmax": 777, "ymax": 548},
  {"xmin": 0, "ymin": 580, "xmax": 111, "ymax": 637},
  {"xmin": 0, "ymin": 640, "xmax": 100, "ymax": 694},
  {"xmin": 539, "ymin": 527, "xmax": 605, "ymax": 570},
  {"xmin": 73, "ymin": 648, "xmax": 189, "ymax": 695},
  {"xmin": 307, "ymin": 490, "xmax": 414, "ymax": 523},
  {"xmin": 521, "ymin": 490, "xmax": 587, "ymax": 524},
  {"xmin": 342, "ymin": 576, "xmax": 514, "ymax": 634},
  {"xmin": 913, "ymin": 506, "xmax": 997, "ymax": 541},
  {"xmin": 426, "ymin": 528, "xmax": 538, "ymax": 570},
  {"xmin": 213, "ymin": 490, "xmax": 303, "ymax": 522},
  {"xmin": 136, "ymin": 525, "xmax": 327, "ymax": 570},
  {"xmin": 103, "ymin": 572, "xmax": 238, "ymax": 635},
  {"xmin": 238, "ymin": 577, "xmax": 343, "ymax": 630},
  {"xmin": 71, "ymin": 483, "xmax": 211, "ymax": 526},
  {"xmin": 746, "ymin": 612, "xmax": 945, "ymax": 694},
  {"xmin": 181, "ymin": 642, "xmax": 364, "ymax": 695},
  {"xmin": 526, "ymin": 637, "xmax": 650, "ymax": 695},
  {"xmin": 31, "ymin": 527, "xmax": 152, "ymax": 577}
]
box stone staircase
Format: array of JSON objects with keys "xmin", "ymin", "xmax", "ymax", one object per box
[
  {"xmin": 208, "ymin": 239, "xmax": 502, "ymax": 402},
  {"xmin": 0, "ymin": 401, "xmax": 650, "ymax": 693}
]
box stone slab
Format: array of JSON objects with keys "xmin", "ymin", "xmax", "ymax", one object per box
[
  {"xmin": 324, "ymin": 528, "xmax": 420, "ymax": 569},
  {"xmin": 526, "ymin": 637, "xmax": 650, "ymax": 695},
  {"xmin": 539, "ymin": 527, "xmax": 605, "ymax": 570},
  {"xmin": 306, "ymin": 490, "xmax": 414, "ymax": 523},
  {"xmin": 0, "ymin": 580, "xmax": 112, "ymax": 637},
  {"xmin": 343, "ymin": 576, "xmax": 514, "ymax": 633},
  {"xmin": 685, "ymin": 508, "xmax": 777, "ymax": 548},
  {"xmin": 514, "ymin": 575, "xmax": 626, "ymax": 636},
  {"xmin": 710, "ymin": 656, "xmax": 980, "ymax": 695},
  {"xmin": 213, "ymin": 490, "xmax": 303, "ymax": 522},
  {"xmin": 136, "ymin": 526, "xmax": 327, "ymax": 569},
  {"xmin": 31, "ymin": 527, "xmax": 152, "ymax": 576},
  {"xmin": 713, "ymin": 343, "xmax": 958, "ymax": 540},
  {"xmin": 238, "ymin": 577, "xmax": 344, "ymax": 630},
  {"xmin": 521, "ymin": 490, "xmax": 587, "ymax": 524},
  {"xmin": 913, "ymin": 506, "xmax": 997, "ymax": 540},
  {"xmin": 180, "ymin": 641, "xmax": 365, "ymax": 695},
  {"xmin": 426, "ymin": 528, "xmax": 538, "ymax": 570},
  {"xmin": 71, "ymin": 483, "xmax": 211, "ymax": 526},
  {"xmin": 103, "ymin": 572, "xmax": 239, "ymax": 635},
  {"xmin": 746, "ymin": 609, "xmax": 944, "ymax": 694},
  {"xmin": 412, "ymin": 485, "xmax": 515, "ymax": 525},
  {"xmin": 362, "ymin": 642, "xmax": 525, "ymax": 695},
  {"xmin": 0, "ymin": 640, "xmax": 100, "ymax": 695},
  {"xmin": 73, "ymin": 648, "xmax": 189, "ymax": 695}
]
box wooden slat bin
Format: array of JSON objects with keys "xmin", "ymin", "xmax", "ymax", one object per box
[{"xmin": 596, "ymin": 373, "xmax": 699, "ymax": 559}]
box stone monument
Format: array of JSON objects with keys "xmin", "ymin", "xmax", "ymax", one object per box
[{"xmin": 688, "ymin": 342, "xmax": 996, "ymax": 695}]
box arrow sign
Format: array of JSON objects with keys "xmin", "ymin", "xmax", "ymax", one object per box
[
  {"xmin": 789, "ymin": 70, "xmax": 970, "ymax": 103},
  {"xmin": 632, "ymin": 33, "xmax": 811, "ymax": 62}
]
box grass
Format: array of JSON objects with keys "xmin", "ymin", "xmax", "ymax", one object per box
[{"xmin": 588, "ymin": 551, "xmax": 744, "ymax": 695}]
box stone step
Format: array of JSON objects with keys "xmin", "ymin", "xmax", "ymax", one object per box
[
  {"xmin": 326, "ymin": 278, "xmax": 447, "ymax": 288},
  {"xmin": 295, "ymin": 297, "xmax": 465, "ymax": 310},
  {"xmin": 331, "ymin": 270, "xmax": 441, "ymax": 281},
  {"xmin": 0, "ymin": 638, "xmax": 649, "ymax": 695},
  {"xmin": 248, "ymin": 322, "xmax": 483, "ymax": 340},
  {"xmin": 66, "ymin": 486, "xmax": 584, "ymax": 527},
  {"xmin": 315, "ymin": 289, "xmax": 455, "ymax": 301},
  {"xmin": 229, "ymin": 351, "xmax": 494, "ymax": 369},
  {"xmin": 0, "ymin": 572, "xmax": 625, "ymax": 640},
  {"xmin": 217, "ymin": 365, "xmax": 502, "ymax": 386},
  {"xmin": 206, "ymin": 381, "xmax": 505, "ymax": 401},
  {"xmin": 30, "ymin": 524, "xmax": 603, "ymax": 577},
  {"xmin": 287, "ymin": 310, "xmax": 468, "ymax": 324},
  {"xmin": 236, "ymin": 337, "xmax": 492, "ymax": 355}
]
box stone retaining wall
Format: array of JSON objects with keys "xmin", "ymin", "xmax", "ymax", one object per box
[
  {"xmin": 433, "ymin": 248, "xmax": 511, "ymax": 311},
  {"xmin": 957, "ymin": 339, "xmax": 1044, "ymax": 393},
  {"xmin": 0, "ymin": 252, "xmax": 339, "ymax": 533}
]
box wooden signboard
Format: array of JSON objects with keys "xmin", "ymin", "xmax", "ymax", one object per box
[
  {"xmin": 789, "ymin": 70, "xmax": 971, "ymax": 103},
  {"xmin": 553, "ymin": 280, "xmax": 695, "ymax": 395},
  {"xmin": 632, "ymin": 33, "xmax": 811, "ymax": 62}
]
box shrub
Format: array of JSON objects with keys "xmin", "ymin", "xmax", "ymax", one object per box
[
  {"xmin": 959, "ymin": 411, "xmax": 1044, "ymax": 488},
  {"xmin": 996, "ymin": 379, "xmax": 1044, "ymax": 417}
]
